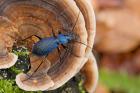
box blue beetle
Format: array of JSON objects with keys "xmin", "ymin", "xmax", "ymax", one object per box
[
  {"xmin": 32, "ymin": 11, "xmax": 83, "ymax": 57},
  {"xmin": 32, "ymin": 34, "xmax": 73, "ymax": 56}
]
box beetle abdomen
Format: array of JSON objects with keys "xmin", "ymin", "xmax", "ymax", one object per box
[{"xmin": 32, "ymin": 37, "xmax": 58, "ymax": 56}]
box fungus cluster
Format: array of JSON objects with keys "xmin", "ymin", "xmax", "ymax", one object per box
[{"xmin": 0, "ymin": 0, "xmax": 97, "ymax": 93}]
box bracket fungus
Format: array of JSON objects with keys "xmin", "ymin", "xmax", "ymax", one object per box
[
  {"xmin": 81, "ymin": 52, "xmax": 98, "ymax": 93},
  {"xmin": 0, "ymin": 16, "xmax": 18, "ymax": 69},
  {"xmin": 0, "ymin": 0, "xmax": 97, "ymax": 92}
]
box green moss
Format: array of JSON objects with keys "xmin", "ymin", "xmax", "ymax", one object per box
[
  {"xmin": 0, "ymin": 80, "xmax": 24, "ymax": 93},
  {"xmin": 12, "ymin": 46, "xmax": 29, "ymax": 57},
  {"xmin": 78, "ymin": 80, "xmax": 86, "ymax": 93},
  {"xmin": 0, "ymin": 80, "xmax": 43, "ymax": 93},
  {"xmin": 100, "ymin": 69, "xmax": 140, "ymax": 93}
]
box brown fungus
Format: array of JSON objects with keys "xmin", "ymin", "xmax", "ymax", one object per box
[
  {"xmin": 0, "ymin": 0, "xmax": 97, "ymax": 92},
  {"xmin": 0, "ymin": 16, "xmax": 18, "ymax": 69},
  {"xmin": 16, "ymin": 54, "xmax": 54, "ymax": 91},
  {"xmin": 81, "ymin": 52, "xmax": 98, "ymax": 93}
]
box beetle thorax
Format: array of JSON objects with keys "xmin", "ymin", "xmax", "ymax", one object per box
[{"xmin": 57, "ymin": 34, "xmax": 72, "ymax": 44}]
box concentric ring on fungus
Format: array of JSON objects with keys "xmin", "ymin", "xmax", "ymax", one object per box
[
  {"xmin": 0, "ymin": 0, "xmax": 96, "ymax": 92},
  {"xmin": 0, "ymin": 16, "xmax": 18, "ymax": 69}
]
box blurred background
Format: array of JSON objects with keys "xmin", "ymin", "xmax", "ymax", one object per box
[{"xmin": 92, "ymin": 0, "xmax": 140, "ymax": 93}]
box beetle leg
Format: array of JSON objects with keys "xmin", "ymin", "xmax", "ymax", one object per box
[
  {"xmin": 49, "ymin": 23, "xmax": 57, "ymax": 38},
  {"xmin": 23, "ymin": 55, "xmax": 48, "ymax": 82},
  {"xmin": 72, "ymin": 40, "xmax": 92, "ymax": 49},
  {"xmin": 61, "ymin": 44, "xmax": 81, "ymax": 58},
  {"xmin": 57, "ymin": 47, "xmax": 62, "ymax": 63},
  {"xmin": 21, "ymin": 35, "xmax": 42, "ymax": 41}
]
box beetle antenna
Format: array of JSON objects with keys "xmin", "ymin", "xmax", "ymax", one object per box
[
  {"xmin": 71, "ymin": 11, "xmax": 80, "ymax": 32},
  {"xmin": 72, "ymin": 40, "xmax": 92, "ymax": 49}
]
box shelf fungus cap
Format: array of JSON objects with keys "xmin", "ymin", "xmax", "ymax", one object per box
[
  {"xmin": 81, "ymin": 52, "xmax": 98, "ymax": 93},
  {"xmin": 0, "ymin": 16, "xmax": 19, "ymax": 69},
  {"xmin": 16, "ymin": 55, "xmax": 54, "ymax": 91},
  {"xmin": 16, "ymin": 73, "xmax": 54, "ymax": 91},
  {"xmin": 0, "ymin": 39, "xmax": 18, "ymax": 69},
  {"xmin": 0, "ymin": 53, "xmax": 18, "ymax": 69}
]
